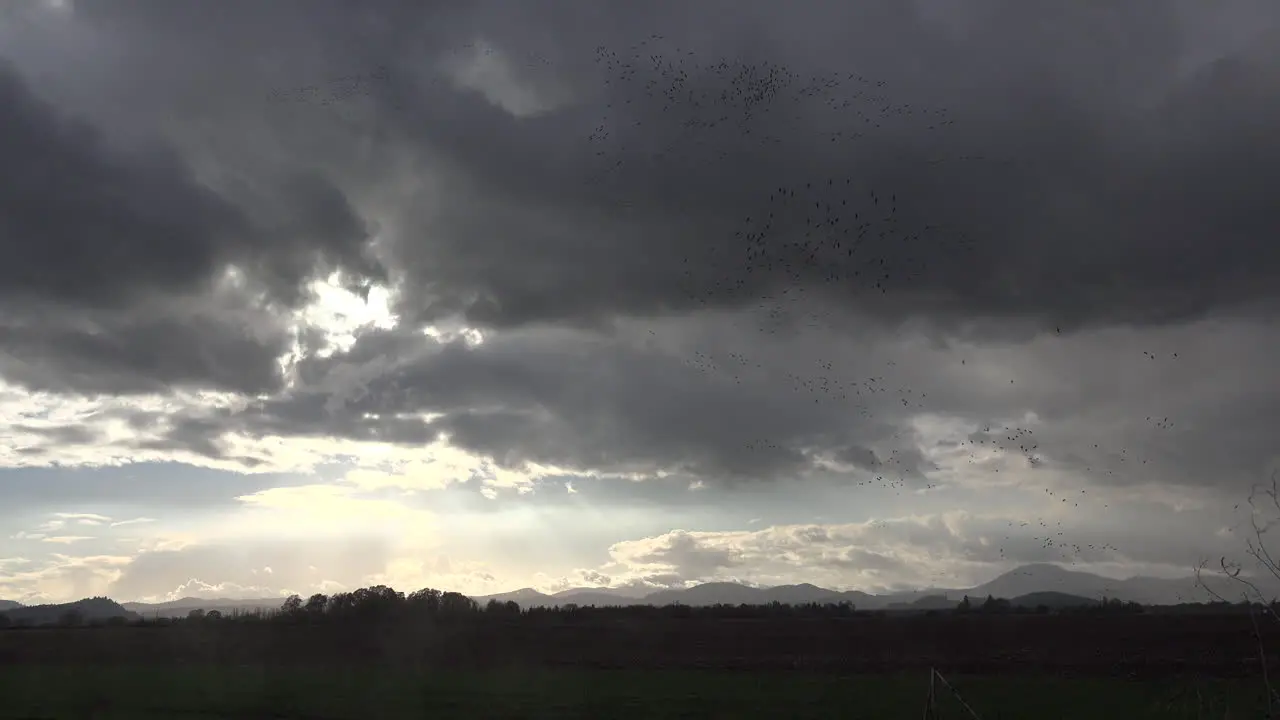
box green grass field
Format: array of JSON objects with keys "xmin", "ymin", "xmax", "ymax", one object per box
[{"xmin": 0, "ymin": 665, "xmax": 1269, "ymax": 719}]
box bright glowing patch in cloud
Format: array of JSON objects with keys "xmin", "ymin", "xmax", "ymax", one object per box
[
  {"xmin": 297, "ymin": 273, "xmax": 397, "ymax": 358},
  {"xmin": 231, "ymin": 482, "xmax": 438, "ymax": 548},
  {"xmin": 438, "ymin": 38, "xmax": 572, "ymax": 118}
]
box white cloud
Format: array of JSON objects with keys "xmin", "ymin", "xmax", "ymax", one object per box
[
  {"xmin": 110, "ymin": 517, "xmax": 157, "ymax": 528},
  {"xmin": 0, "ymin": 553, "xmax": 132, "ymax": 604},
  {"xmin": 53, "ymin": 512, "xmax": 112, "ymax": 522},
  {"xmin": 593, "ymin": 510, "xmax": 1240, "ymax": 594},
  {"xmin": 0, "ymin": 376, "xmax": 560, "ymax": 502},
  {"xmin": 438, "ymin": 38, "xmax": 573, "ymax": 118},
  {"xmin": 149, "ymin": 578, "xmax": 287, "ymax": 604},
  {"xmin": 41, "ymin": 536, "xmax": 95, "ymax": 545}
]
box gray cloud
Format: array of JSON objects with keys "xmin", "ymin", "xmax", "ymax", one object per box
[
  {"xmin": 0, "ymin": 61, "xmax": 243, "ymax": 309},
  {"xmin": 129, "ymin": 322, "xmax": 941, "ymax": 486},
  {"xmin": 112, "ymin": 312, "xmax": 1277, "ymax": 507},
  {"xmin": 0, "ymin": 296, "xmax": 291, "ymax": 395},
  {"xmin": 627, "ymin": 530, "xmax": 745, "ymax": 579},
  {"xmin": 0, "ymin": 463, "xmax": 314, "ymax": 513}
]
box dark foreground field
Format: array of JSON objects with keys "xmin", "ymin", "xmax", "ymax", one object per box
[
  {"xmin": 5, "ymin": 612, "xmax": 1277, "ymax": 675},
  {"xmin": 2, "ymin": 612, "xmax": 1278, "ymax": 718},
  {"xmin": 0, "ymin": 665, "xmax": 1272, "ymax": 720}
]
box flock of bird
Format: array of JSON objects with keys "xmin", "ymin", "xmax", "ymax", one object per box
[
  {"xmin": 587, "ymin": 35, "xmax": 956, "ymax": 173},
  {"xmin": 577, "ymin": 38, "xmax": 1210, "ymax": 571},
  {"xmin": 579, "ymin": 36, "xmax": 1001, "ymax": 368}
]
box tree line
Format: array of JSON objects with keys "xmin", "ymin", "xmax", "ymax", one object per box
[
  {"xmin": 164, "ymin": 587, "xmax": 1151, "ymax": 626},
  {"xmin": 11, "ymin": 585, "xmax": 1273, "ymax": 631}
]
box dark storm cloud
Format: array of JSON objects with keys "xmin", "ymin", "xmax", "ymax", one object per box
[
  {"xmin": 0, "ymin": 300, "xmax": 290, "ymax": 395},
  {"xmin": 363, "ymin": 0, "xmax": 1280, "ymax": 337},
  {"xmin": 7, "ymin": 0, "xmax": 1274, "ymax": 356},
  {"xmin": 0, "ymin": 62, "xmax": 242, "ymax": 309},
  {"xmin": 0, "ymin": 61, "xmax": 379, "ymax": 308},
  {"xmin": 0, "ymin": 0, "xmax": 1270, "ymax": 403},
  {"xmin": 0, "ymin": 35, "xmax": 382, "ymax": 394}
]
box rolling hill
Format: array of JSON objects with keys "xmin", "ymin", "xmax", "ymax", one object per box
[
  {"xmin": 121, "ymin": 596, "xmax": 288, "ymax": 619},
  {"xmin": 0, "ymin": 597, "xmax": 139, "ymax": 626}
]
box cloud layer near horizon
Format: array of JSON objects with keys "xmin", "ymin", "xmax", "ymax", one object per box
[{"xmin": 1, "ymin": 0, "xmax": 1279, "ymax": 603}]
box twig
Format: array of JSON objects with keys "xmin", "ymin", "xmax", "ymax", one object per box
[
  {"xmin": 932, "ymin": 668, "xmax": 984, "ymax": 720},
  {"xmin": 1196, "ymin": 474, "xmax": 1280, "ymax": 715}
]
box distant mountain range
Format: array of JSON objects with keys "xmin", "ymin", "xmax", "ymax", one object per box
[
  {"xmin": 1, "ymin": 563, "xmax": 1264, "ymax": 621},
  {"xmin": 120, "ymin": 596, "xmax": 293, "ymax": 619},
  {"xmin": 470, "ymin": 563, "xmax": 1261, "ymax": 610}
]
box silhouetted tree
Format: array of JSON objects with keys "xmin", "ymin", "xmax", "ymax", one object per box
[
  {"xmin": 407, "ymin": 588, "xmax": 442, "ymax": 615},
  {"xmin": 981, "ymin": 595, "xmax": 1012, "ymax": 613},
  {"xmin": 281, "ymin": 594, "xmax": 304, "ymax": 617},
  {"xmin": 347, "ymin": 585, "xmax": 405, "ymax": 623},
  {"xmin": 327, "ymin": 591, "xmax": 356, "ymax": 618},
  {"xmin": 439, "ymin": 591, "xmax": 478, "ymax": 617},
  {"xmin": 485, "ymin": 599, "xmax": 521, "ymax": 616},
  {"xmin": 305, "ymin": 593, "xmax": 328, "ymax": 618}
]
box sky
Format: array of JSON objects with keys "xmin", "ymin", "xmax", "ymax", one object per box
[{"xmin": 1, "ymin": 0, "xmax": 1279, "ymax": 604}]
